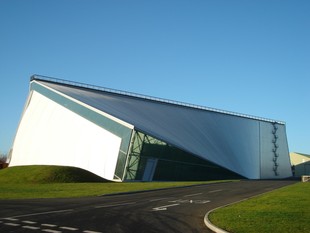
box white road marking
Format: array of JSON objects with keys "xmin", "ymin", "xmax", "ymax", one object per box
[
  {"xmin": 149, "ymin": 197, "xmax": 171, "ymax": 202},
  {"xmin": 169, "ymin": 199, "xmax": 210, "ymax": 204},
  {"xmin": 3, "ymin": 217, "xmax": 19, "ymax": 221},
  {"xmin": 184, "ymin": 193, "xmax": 203, "ymax": 197},
  {"xmin": 194, "ymin": 200, "xmax": 210, "ymax": 204},
  {"xmin": 4, "ymin": 222, "xmax": 20, "ymax": 226},
  {"xmin": 95, "ymin": 202, "xmax": 136, "ymax": 208},
  {"xmin": 60, "ymin": 226, "xmax": 79, "ymax": 231},
  {"xmin": 169, "ymin": 199, "xmax": 191, "ymax": 203},
  {"xmin": 83, "ymin": 231, "xmax": 103, "ymax": 233},
  {"xmin": 208, "ymin": 189, "xmax": 223, "ymax": 193},
  {"xmin": 42, "ymin": 223, "xmax": 58, "ymax": 227},
  {"xmin": 22, "ymin": 220, "xmax": 37, "ymax": 224},
  {"xmin": 152, "ymin": 203, "xmax": 180, "ymax": 211},
  {"xmin": 42, "ymin": 229, "xmax": 62, "ymax": 233},
  {"xmin": 6, "ymin": 209, "xmax": 74, "ymax": 218},
  {"xmin": 22, "ymin": 225, "xmax": 40, "ymax": 230}
]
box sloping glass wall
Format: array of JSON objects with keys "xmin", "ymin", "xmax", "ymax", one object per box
[{"xmin": 125, "ymin": 131, "xmax": 243, "ymax": 181}]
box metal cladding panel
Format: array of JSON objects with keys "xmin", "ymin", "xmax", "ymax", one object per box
[
  {"xmin": 260, "ymin": 122, "xmax": 292, "ymax": 179},
  {"xmin": 10, "ymin": 91, "xmax": 122, "ymax": 181},
  {"xmin": 35, "ymin": 80, "xmax": 285, "ymax": 179}
]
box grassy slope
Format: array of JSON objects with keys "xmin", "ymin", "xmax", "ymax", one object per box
[
  {"xmin": 209, "ymin": 182, "xmax": 310, "ymax": 233},
  {"xmin": 0, "ymin": 165, "xmax": 108, "ymax": 183},
  {"xmin": 0, "ymin": 165, "xmax": 220, "ymax": 199}
]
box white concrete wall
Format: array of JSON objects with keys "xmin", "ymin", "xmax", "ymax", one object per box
[{"xmin": 10, "ymin": 91, "xmax": 121, "ymax": 181}]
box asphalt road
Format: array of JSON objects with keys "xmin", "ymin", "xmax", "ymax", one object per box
[{"xmin": 0, "ymin": 180, "xmax": 296, "ymax": 233}]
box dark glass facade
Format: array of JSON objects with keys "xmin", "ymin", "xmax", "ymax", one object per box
[{"xmin": 125, "ymin": 131, "xmax": 243, "ymax": 181}]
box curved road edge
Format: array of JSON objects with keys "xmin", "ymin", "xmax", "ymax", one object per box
[
  {"xmin": 203, "ymin": 182, "xmax": 297, "ymax": 233},
  {"xmin": 204, "ymin": 203, "xmax": 233, "ymax": 233},
  {"xmin": 204, "ymin": 202, "xmax": 234, "ymax": 233},
  {"xmin": 204, "ymin": 194, "xmax": 267, "ymax": 233}
]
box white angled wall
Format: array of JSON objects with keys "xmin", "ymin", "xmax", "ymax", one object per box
[{"xmin": 10, "ymin": 91, "xmax": 121, "ymax": 181}]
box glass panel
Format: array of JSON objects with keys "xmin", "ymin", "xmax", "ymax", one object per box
[
  {"xmin": 125, "ymin": 132, "xmax": 144, "ymax": 180},
  {"xmin": 125, "ymin": 130, "xmax": 243, "ymax": 181}
]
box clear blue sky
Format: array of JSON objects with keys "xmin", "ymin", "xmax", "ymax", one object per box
[{"xmin": 0, "ymin": 0, "xmax": 309, "ymax": 155}]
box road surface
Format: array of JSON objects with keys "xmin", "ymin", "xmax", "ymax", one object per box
[{"xmin": 0, "ymin": 180, "xmax": 296, "ymax": 233}]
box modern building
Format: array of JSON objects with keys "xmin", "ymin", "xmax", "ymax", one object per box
[
  {"xmin": 9, "ymin": 75, "xmax": 293, "ymax": 181},
  {"xmin": 290, "ymin": 152, "xmax": 310, "ymax": 177}
]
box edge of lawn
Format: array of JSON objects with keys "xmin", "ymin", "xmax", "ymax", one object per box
[
  {"xmin": 203, "ymin": 182, "xmax": 302, "ymax": 233},
  {"xmin": 0, "ymin": 180, "xmax": 238, "ymax": 200}
]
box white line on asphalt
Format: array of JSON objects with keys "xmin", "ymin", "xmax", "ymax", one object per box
[
  {"xmin": 6, "ymin": 209, "xmax": 74, "ymax": 218},
  {"xmin": 22, "ymin": 220, "xmax": 37, "ymax": 224},
  {"xmin": 83, "ymin": 231, "xmax": 103, "ymax": 233},
  {"xmin": 169, "ymin": 199, "xmax": 211, "ymax": 204},
  {"xmin": 194, "ymin": 200, "xmax": 210, "ymax": 204},
  {"xmin": 60, "ymin": 226, "xmax": 79, "ymax": 231},
  {"xmin": 152, "ymin": 203, "xmax": 180, "ymax": 211},
  {"xmin": 184, "ymin": 193, "xmax": 203, "ymax": 197},
  {"xmin": 22, "ymin": 225, "xmax": 40, "ymax": 230},
  {"xmin": 149, "ymin": 197, "xmax": 171, "ymax": 202},
  {"xmin": 42, "ymin": 229, "xmax": 62, "ymax": 233},
  {"xmin": 4, "ymin": 222, "xmax": 20, "ymax": 226},
  {"xmin": 3, "ymin": 217, "xmax": 19, "ymax": 221},
  {"xmin": 41, "ymin": 224, "xmax": 58, "ymax": 227},
  {"xmin": 95, "ymin": 202, "xmax": 136, "ymax": 208},
  {"xmin": 208, "ymin": 189, "xmax": 223, "ymax": 193}
]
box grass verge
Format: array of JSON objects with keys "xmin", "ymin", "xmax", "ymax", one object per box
[
  {"xmin": 0, "ymin": 165, "xmax": 230, "ymax": 199},
  {"xmin": 209, "ymin": 182, "xmax": 310, "ymax": 233},
  {"xmin": 0, "ymin": 165, "xmax": 107, "ymax": 183},
  {"xmin": 0, "ymin": 181, "xmax": 225, "ymax": 199}
]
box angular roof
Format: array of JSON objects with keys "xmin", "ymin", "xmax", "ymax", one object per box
[
  {"xmin": 294, "ymin": 152, "xmax": 310, "ymax": 158},
  {"xmin": 30, "ymin": 75, "xmax": 286, "ymax": 178}
]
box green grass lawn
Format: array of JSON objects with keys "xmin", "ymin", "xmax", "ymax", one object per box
[
  {"xmin": 0, "ymin": 181, "xmax": 221, "ymax": 199},
  {"xmin": 0, "ymin": 165, "xmax": 107, "ymax": 184},
  {"xmin": 209, "ymin": 182, "xmax": 310, "ymax": 233},
  {"xmin": 0, "ymin": 165, "xmax": 225, "ymax": 199}
]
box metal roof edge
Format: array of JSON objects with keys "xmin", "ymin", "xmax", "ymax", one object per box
[{"xmin": 30, "ymin": 74, "xmax": 286, "ymax": 125}]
